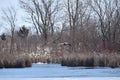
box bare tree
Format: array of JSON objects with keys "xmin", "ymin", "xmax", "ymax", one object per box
[
  {"xmin": 2, "ymin": 7, "xmax": 17, "ymax": 54},
  {"xmin": 89, "ymin": 0, "xmax": 107, "ymax": 50},
  {"xmin": 65, "ymin": 0, "xmax": 89, "ymax": 52},
  {"xmin": 89, "ymin": 0, "xmax": 120, "ymax": 51},
  {"xmin": 20, "ymin": 0, "xmax": 60, "ymax": 46},
  {"xmin": 112, "ymin": 0, "xmax": 120, "ymax": 51}
]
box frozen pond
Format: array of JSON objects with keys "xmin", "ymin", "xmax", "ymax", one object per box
[{"xmin": 0, "ymin": 63, "xmax": 120, "ymax": 78}]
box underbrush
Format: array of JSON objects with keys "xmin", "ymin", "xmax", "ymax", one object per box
[
  {"xmin": 30, "ymin": 54, "xmax": 61, "ymax": 64},
  {"xmin": 61, "ymin": 53, "xmax": 120, "ymax": 68},
  {"xmin": 0, "ymin": 48, "xmax": 120, "ymax": 68},
  {"xmin": 0, "ymin": 54, "xmax": 32, "ymax": 68}
]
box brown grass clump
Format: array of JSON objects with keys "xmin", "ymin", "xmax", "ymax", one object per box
[
  {"xmin": 61, "ymin": 53, "xmax": 120, "ymax": 68},
  {"xmin": 0, "ymin": 60, "xmax": 4, "ymax": 68},
  {"xmin": 0, "ymin": 54, "xmax": 32, "ymax": 68}
]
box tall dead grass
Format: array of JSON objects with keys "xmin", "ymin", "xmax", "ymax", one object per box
[
  {"xmin": 0, "ymin": 53, "xmax": 32, "ymax": 68},
  {"xmin": 61, "ymin": 53, "xmax": 120, "ymax": 68}
]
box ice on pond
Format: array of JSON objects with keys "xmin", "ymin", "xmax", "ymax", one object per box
[{"xmin": 0, "ymin": 63, "xmax": 120, "ymax": 78}]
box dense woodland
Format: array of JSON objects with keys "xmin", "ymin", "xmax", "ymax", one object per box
[{"xmin": 0, "ymin": 0, "xmax": 120, "ymax": 68}]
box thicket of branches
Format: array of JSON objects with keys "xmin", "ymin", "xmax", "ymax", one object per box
[{"xmin": 0, "ymin": 0, "xmax": 120, "ymax": 54}]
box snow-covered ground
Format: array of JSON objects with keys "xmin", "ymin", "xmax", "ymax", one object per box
[
  {"xmin": 0, "ymin": 63, "xmax": 120, "ymax": 79},
  {"xmin": 1, "ymin": 78, "xmax": 120, "ymax": 80}
]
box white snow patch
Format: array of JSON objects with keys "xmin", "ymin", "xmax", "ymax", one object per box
[{"xmin": 36, "ymin": 62, "xmax": 47, "ymax": 64}]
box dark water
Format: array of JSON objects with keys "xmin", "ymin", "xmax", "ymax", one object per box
[{"xmin": 0, "ymin": 63, "xmax": 120, "ymax": 78}]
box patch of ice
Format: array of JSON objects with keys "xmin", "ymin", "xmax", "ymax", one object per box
[{"xmin": 1, "ymin": 78, "xmax": 120, "ymax": 80}]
